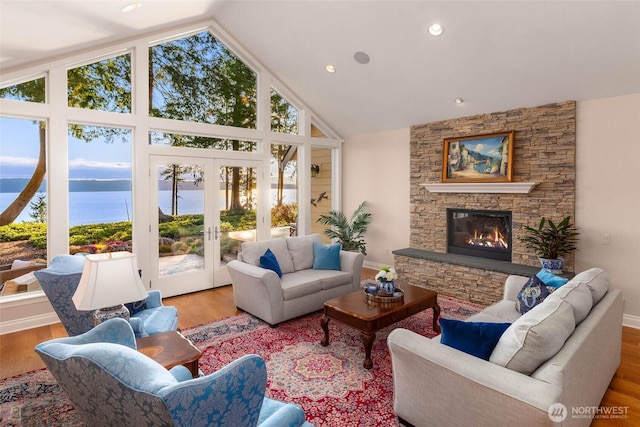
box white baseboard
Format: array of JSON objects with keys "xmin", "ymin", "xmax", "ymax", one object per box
[
  {"xmin": 0, "ymin": 312, "xmax": 60, "ymax": 335},
  {"xmin": 363, "ymin": 260, "xmax": 381, "ymax": 270},
  {"xmin": 623, "ymin": 313, "xmax": 640, "ymax": 329}
]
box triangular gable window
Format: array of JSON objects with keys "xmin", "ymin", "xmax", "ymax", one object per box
[
  {"xmin": 149, "ymin": 31, "xmax": 257, "ymax": 129},
  {"xmin": 0, "ymin": 77, "xmax": 45, "ymax": 103}
]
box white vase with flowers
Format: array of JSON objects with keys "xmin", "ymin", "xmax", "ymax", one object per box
[{"xmin": 375, "ymin": 266, "xmax": 398, "ymax": 294}]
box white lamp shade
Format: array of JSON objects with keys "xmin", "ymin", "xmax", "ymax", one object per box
[{"xmin": 72, "ymin": 252, "xmax": 148, "ymax": 311}]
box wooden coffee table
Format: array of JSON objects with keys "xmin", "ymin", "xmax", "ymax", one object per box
[
  {"xmin": 321, "ymin": 284, "xmax": 440, "ymax": 369},
  {"xmin": 137, "ymin": 330, "xmax": 202, "ymax": 377}
]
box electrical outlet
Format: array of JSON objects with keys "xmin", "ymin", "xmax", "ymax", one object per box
[{"xmin": 601, "ymin": 234, "xmax": 610, "ymax": 245}]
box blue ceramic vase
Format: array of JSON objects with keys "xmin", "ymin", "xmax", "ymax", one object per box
[{"xmin": 378, "ymin": 280, "xmax": 396, "ymax": 294}]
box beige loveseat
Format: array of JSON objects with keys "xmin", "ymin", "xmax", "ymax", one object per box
[
  {"xmin": 388, "ymin": 268, "xmax": 623, "ymax": 427},
  {"xmin": 227, "ymin": 234, "xmax": 364, "ymax": 326}
]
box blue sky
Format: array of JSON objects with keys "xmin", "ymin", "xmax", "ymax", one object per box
[
  {"xmin": 461, "ymin": 136, "xmax": 505, "ymax": 158},
  {"xmin": 0, "ymin": 117, "xmax": 132, "ymax": 180}
]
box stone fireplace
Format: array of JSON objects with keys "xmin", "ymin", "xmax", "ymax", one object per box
[
  {"xmin": 447, "ymin": 209, "xmax": 512, "ymax": 262},
  {"xmin": 394, "ymin": 101, "xmax": 576, "ymax": 305}
]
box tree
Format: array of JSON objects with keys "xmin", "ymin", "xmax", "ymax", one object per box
[
  {"xmin": 0, "ymin": 79, "xmax": 46, "ymax": 225},
  {"xmin": 270, "ymin": 90, "xmax": 299, "ymax": 207},
  {"xmin": 29, "ymin": 194, "xmax": 47, "ymax": 223},
  {"xmin": 159, "ymin": 164, "xmax": 191, "ymax": 215},
  {"xmin": 0, "ymin": 56, "xmax": 131, "ymax": 226},
  {"xmin": 2, "ymin": 31, "xmax": 265, "ymax": 225},
  {"xmin": 149, "ymin": 31, "xmax": 257, "ymax": 212}
]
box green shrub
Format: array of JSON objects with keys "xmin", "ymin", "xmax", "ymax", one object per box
[
  {"xmin": 189, "ymin": 239, "xmax": 204, "ymax": 256},
  {"xmin": 0, "ymin": 222, "xmax": 46, "ymax": 242},
  {"xmin": 70, "ymin": 234, "xmax": 91, "ymax": 245},
  {"xmin": 30, "ymin": 234, "xmax": 47, "ymax": 249},
  {"xmin": 219, "ymin": 221, "xmax": 234, "ymax": 232},
  {"xmin": 272, "ymin": 203, "xmax": 298, "ymax": 227},
  {"xmin": 171, "ymin": 241, "xmax": 189, "ymax": 254},
  {"xmin": 1, "ymin": 211, "xmax": 262, "ymax": 254}
]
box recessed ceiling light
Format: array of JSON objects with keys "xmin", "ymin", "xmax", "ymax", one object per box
[
  {"xmin": 428, "ymin": 23, "xmax": 444, "ymax": 36},
  {"xmin": 121, "ymin": 2, "xmax": 141, "ymax": 13},
  {"xmin": 325, "ymin": 64, "xmax": 336, "ymax": 73},
  {"xmin": 455, "ymin": 98, "xmax": 464, "ymax": 104},
  {"xmin": 353, "ymin": 51, "xmax": 370, "ymax": 65}
]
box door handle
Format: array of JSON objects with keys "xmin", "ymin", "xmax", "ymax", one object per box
[
  {"xmin": 214, "ymin": 226, "xmax": 219, "ymax": 240},
  {"xmin": 207, "ymin": 227, "xmax": 212, "ymax": 241}
]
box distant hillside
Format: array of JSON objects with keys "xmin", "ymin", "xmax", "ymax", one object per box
[
  {"xmin": 1, "ymin": 178, "xmax": 297, "ymax": 193},
  {"xmin": 0, "ymin": 179, "xmax": 131, "ymax": 193}
]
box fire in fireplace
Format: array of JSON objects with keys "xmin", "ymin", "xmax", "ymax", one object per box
[{"xmin": 447, "ymin": 209, "xmax": 512, "ymax": 261}]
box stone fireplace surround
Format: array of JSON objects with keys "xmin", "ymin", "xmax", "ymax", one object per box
[{"xmin": 394, "ymin": 101, "xmax": 576, "ymax": 305}]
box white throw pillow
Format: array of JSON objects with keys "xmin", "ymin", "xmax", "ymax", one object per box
[
  {"xmin": 568, "ymin": 268, "xmax": 609, "ymax": 305},
  {"xmin": 286, "ymin": 234, "xmax": 322, "ymax": 271},
  {"xmin": 240, "ymin": 239, "xmax": 295, "ymax": 274},
  {"xmin": 489, "ymin": 298, "xmax": 575, "ymax": 375},
  {"xmin": 546, "ymin": 280, "xmax": 593, "ymax": 324}
]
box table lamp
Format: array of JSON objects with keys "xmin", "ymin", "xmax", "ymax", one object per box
[{"xmin": 72, "ymin": 251, "xmax": 148, "ymax": 325}]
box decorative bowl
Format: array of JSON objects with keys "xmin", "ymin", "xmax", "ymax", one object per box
[{"xmin": 364, "ymin": 287, "xmax": 404, "ymax": 305}]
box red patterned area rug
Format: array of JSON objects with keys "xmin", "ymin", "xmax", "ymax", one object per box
[{"xmin": 0, "ymin": 295, "xmax": 483, "ymax": 427}]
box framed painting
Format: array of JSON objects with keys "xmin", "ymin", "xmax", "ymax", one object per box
[{"xmin": 442, "ymin": 131, "xmax": 514, "ymax": 183}]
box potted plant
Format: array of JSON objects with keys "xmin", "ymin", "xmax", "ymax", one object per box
[
  {"xmin": 519, "ymin": 216, "xmax": 579, "ymax": 273},
  {"xmin": 316, "ymin": 201, "xmax": 372, "ymax": 255}
]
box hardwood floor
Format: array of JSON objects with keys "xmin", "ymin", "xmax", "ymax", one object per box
[
  {"xmin": 0, "ymin": 285, "xmax": 239, "ymax": 379},
  {"xmin": 1, "ymin": 277, "xmax": 638, "ymax": 426}
]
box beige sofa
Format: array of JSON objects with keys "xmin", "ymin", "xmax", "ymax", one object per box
[
  {"xmin": 388, "ymin": 268, "xmax": 623, "ymax": 427},
  {"xmin": 227, "ymin": 234, "xmax": 364, "ymax": 326}
]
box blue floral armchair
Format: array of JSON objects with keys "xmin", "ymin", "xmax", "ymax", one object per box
[
  {"xmin": 35, "ymin": 318, "xmax": 314, "ymax": 427},
  {"xmin": 34, "ymin": 254, "xmax": 178, "ymax": 337}
]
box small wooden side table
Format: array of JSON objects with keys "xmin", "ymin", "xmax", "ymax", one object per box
[{"xmin": 137, "ymin": 330, "xmax": 201, "ymax": 377}]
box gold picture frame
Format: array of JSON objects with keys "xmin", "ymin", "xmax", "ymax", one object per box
[{"xmin": 442, "ymin": 131, "xmax": 514, "ymax": 183}]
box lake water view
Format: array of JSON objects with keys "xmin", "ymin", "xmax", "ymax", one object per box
[{"xmin": 1, "ymin": 190, "xmax": 297, "ymax": 226}]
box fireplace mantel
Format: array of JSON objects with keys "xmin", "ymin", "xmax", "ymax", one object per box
[{"xmin": 420, "ymin": 182, "xmax": 537, "ymax": 194}]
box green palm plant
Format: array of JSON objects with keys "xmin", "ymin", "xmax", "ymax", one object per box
[
  {"xmin": 316, "ymin": 201, "xmax": 372, "ymax": 255},
  {"xmin": 519, "ymin": 216, "xmax": 579, "ymax": 260}
]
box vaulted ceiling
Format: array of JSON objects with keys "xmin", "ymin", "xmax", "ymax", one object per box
[{"xmin": 1, "ymin": 0, "xmax": 639, "ymax": 137}]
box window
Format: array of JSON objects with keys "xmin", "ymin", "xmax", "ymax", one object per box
[
  {"xmin": 68, "ymin": 54, "xmax": 131, "ymax": 113},
  {"xmin": 0, "ymin": 77, "xmax": 46, "ymax": 103},
  {"xmin": 149, "ymin": 132, "xmax": 257, "ymax": 152},
  {"xmin": 271, "ymin": 89, "xmax": 299, "ymax": 134},
  {"xmin": 0, "ymin": 21, "xmax": 342, "ymax": 307},
  {"xmin": 150, "ymin": 31, "xmax": 257, "ymax": 128},
  {"xmin": 271, "ymin": 144, "xmax": 298, "ymax": 236},
  {"xmin": 67, "ymin": 125, "xmax": 133, "ymax": 254},
  {"xmin": 0, "ymin": 117, "xmax": 48, "ymax": 295}
]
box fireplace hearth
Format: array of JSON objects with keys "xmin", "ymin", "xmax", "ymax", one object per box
[{"xmin": 447, "ymin": 209, "xmax": 512, "ymax": 261}]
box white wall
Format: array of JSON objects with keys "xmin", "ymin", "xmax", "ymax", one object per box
[
  {"xmin": 576, "ymin": 93, "xmax": 640, "ymax": 326},
  {"xmin": 344, "ymin": 94, "xmax": 640, "ymax": 325},
  {"xmin": 343, "ymin": 128, "xmax": 410, "ymax": 269}
]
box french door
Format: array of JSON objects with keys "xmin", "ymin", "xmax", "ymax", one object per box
[{"xmin": 149, "ymin": 155, "xmax": 261, "ymax": 297}]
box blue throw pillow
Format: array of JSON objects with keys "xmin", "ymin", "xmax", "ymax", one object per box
[
  {"xmin": 260, "ymin": 248, "xmax": 282, "ymax": 277},
  {"xmin": 536, "ymin": 268, "xmax": 569, "ymax": 288},
  {"xmin": 440, "ymin": 318, "xmax": 511, "ymax": 360},
  {"xmin": 312, "ymin": 242, "xmax": 341, "ymax": 270},
  {"xmin": 516, "ymin": 275, "xmax": 553, "ymax": 314},
  {"xmin": 125, "ymin": 299, "xmax": 147, "ymax": 315}
]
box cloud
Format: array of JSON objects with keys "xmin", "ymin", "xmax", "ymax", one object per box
[
  {"xmin": 0, "ymin": 156, "xmax": 37, "ymax": 167},
  {"xmin": 68, "ymin": 158, "xmax": 132, "ymax": 170},
  {"xmin": 0, "ymin": 156, "xmax": 131, "ymax": 171},
  {"xmin": 475, "ymin": 143, "xmax": 483, "ymax": 152}
]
